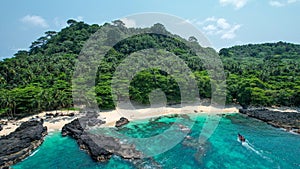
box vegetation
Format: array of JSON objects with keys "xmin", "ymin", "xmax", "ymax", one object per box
[
  {"xmin": 0, "ymin": 19, "xmax": 299, "ymax": 118},
  {"xmin": 221, "ymin": 42, "xmax": 300, "ymax": 108}
]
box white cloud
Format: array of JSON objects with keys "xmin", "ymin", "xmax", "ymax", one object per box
[
  {"xmin": 203, "ymin": 25, "xmax": 217, "ymax": 32},
  {"xmin": 269, "ymin": 0, "xmax": 286, "ymax": 6},
  {"xmin": 198, "ymin": 17, "xmax": 241, "ymax": 40},
  {"xmin": 204, "ymin": 17, "xmax": 217, "ymax": 22},
  {"xmin": 21, "ymin": 15, "xmax": 48, "ymax": 28},
  {"xmin": 217, "ymin": 18, "xmax": 231, "ymax": 29},
  {"xmin": 221, "ymin": 24, "xmax": 241, "ymax": 39},
  {"xmin": 219, "ymin": 0, "xmax": 248, "ymax": 9},
  {"xmin": 120, "ymin": 18, "xmax": 136, "ymax": 28},
  {"xmin": 76, "ymin": 16, "xmax": 84, "ymax": 21},
  {"xmin": 287, "ymin": 0, "xmax": 299, "ymax": 3},
  {"xmin": 269, "ymin": 0, "xmax": 299, "ymax": 7}
]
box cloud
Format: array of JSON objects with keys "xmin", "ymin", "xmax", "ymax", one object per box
[
  {"xmin": 120, "ymin": 18, "xmax": 136, "ymax": 28},
  {"xmin": 217, "ymin": 18, "xmax": 231, "ymax": 29},
  {"xmin": 203, "ymin": 25, "xmax": 217, "ymax": 32},
  {"xmin": 199, "ymin": 17, "xmax": 241, "ymax": 40},
  {"xmin": 269, "ymin": 0, "xmax": 299, "ymax": 7},
  {"xmin": 219, "ymin": 0, "xmax": 248, "ymax": 9},
  {"xmin": 269, "ymin": 0, "xmax": 285, "ymax": 6},
  {"xmin": 76, "ymin": 16, "xmax": 84, "ymax": 21},
  {"xmin": 21, "ymin": 15, "xmax": 48, "ymax": 28},
  {"xmin": 288, "ymin": 0, "xmax": 298, "ymax": 3},
  {"xmin": 221, "ymin": 25, "xmax": 241, "ymax": 39}
]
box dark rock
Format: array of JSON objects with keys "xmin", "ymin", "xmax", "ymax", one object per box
[
  {"xmin": 0, "ymin": 125, "xmax": 2, "ymax": 131},
  {"xmin": 0, "ymin": 119, "xmax": 47, "ymax": 168},
  {"xmin": 0, "ymin": 121, "xmax": 8, "ymax": 125},
  {"xmin": 61, "ymin": 114, "xmax": 106, "ymax": 138},
  {"xmin": 61, "ymin": 118, "xmax": 84, "ymax": 138},
  {"xmin": 46, "ymin": 112, "xmax": 75, "ymax": 118},
  {"xmin": 68, "ymin": 113, "xmax": 75, "ymax": 117},
  {"xmin": 115, "ymin": 117, "xmax": 129, "ymax": 128},
  {"xmin": 239, "ymin": 108, "xmax": 300, "ymax": 131},
  {"xmin": 62, "ymin": 116, "xmax": 142, "ymax": 163},
  {"xmin": 79, "ymin": 134, "xmax": 113, "ymax": 162}
]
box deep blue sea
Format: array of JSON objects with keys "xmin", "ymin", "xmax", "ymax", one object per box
[{"xmin": 13, "ymin": 113, "xmax": 300, "ymax": 169}]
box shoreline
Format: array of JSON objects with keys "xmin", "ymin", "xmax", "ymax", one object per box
[
  {"xmin": 0, "ymin": 110, "xmax": 80, "ymax": 136},
  {"xmin": 0, "ymin": 105, "xmax": 239, "ymax": 136},
  {"xmin": 239, "ymin": 108, "xmax": 300, "ymax": 134},
  {"xmin": 99, "ymin": 105, "xmax": 240, "ymax": 127},
  {"xmin": 1, "ymin": 105, "xmax": 299, "ymax": 136}
]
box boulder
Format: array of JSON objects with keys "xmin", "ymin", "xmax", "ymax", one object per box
[
  {"xmin": 62, "ymin": 116, "xmax": 142, "ymax": 162},
  {"xmin": 115, "ymin": 117, "xmax": 129, "ymax": 128},
  {"xmin": 0, "ymin": 119, "xmax": 47, "ymax": 168},
  {"xmin": 61, "ymin": 118, "xmax": 84, "ymax": 138}
]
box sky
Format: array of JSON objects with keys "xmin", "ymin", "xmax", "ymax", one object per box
[{"xmin": 1, "ymin": 0, "xmax": 300, "ymax": 59}]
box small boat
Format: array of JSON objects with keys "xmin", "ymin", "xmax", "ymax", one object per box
[{"xmin": 238, "ymin": 133, "xmax": 246, "ymax": 142}]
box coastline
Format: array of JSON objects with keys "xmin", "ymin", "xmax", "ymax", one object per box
[
  {"xmin": 1, "ymin": 104, "xmax": 299, "ymax": 136},
  {"xmin": 239, "ymin": 108, "xmax": 300, "ymax": 134},
  {"xmin": 0, "ymin": 105, "xmax": 239, "ymax": 136},
  {"xmin": 0, "ymin": 110, "xmax": 80, "ymax": 136},
  {"xmin": 100, "ymin": 105, "xmax": 240, "ymax": 127},
  {"xmin": 1, "ymin": 105, "xmax": 299, "ymax": 168}
]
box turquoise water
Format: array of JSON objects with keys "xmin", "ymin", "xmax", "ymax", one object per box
[{"xmin": 13, "ymin": 114, "xmax": 300, "ymax": 169}]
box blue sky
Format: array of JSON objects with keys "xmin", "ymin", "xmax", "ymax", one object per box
[{"xmin": 1, "ymin": 0, "xmax": 299, "ymax": 59}]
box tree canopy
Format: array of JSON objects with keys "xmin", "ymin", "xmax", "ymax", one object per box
[{"xmin": 0, "ymin": 20, "xmax": 299, "ymax": 118}]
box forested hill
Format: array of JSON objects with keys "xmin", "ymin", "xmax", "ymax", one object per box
[
  {"xmin": 0, "ymin": 19, "xmax": 299, "ymax": 118},
  {"xmin": 220, "ymin": 42, "xmax": 300, "ymax": 108}
]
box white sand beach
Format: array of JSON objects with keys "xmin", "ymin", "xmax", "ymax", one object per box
[
  {"xmin": 94, "ymin": 105, "xmax": 239, "ymax": 127},
  {"xmin": 0, "ymin": 105, "xmax": 239, "ymax": 136},
  {"xmin": 0, "ymin": 110, "xmax": 80, "ymax": 136}
]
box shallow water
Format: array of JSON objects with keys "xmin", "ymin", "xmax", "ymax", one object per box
[{"xmin": 13, "ymin": 114, "xmax": 300, "ymax": 169}]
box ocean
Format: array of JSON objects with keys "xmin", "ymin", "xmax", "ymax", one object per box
[{"xmin": 13, "ymin": 113, "xmax": 300, "ymax": 169}]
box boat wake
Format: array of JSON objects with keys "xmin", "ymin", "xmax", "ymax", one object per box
[{"xmin": 240, "ymin": 139, "xmax": 273, "ymax": 162}]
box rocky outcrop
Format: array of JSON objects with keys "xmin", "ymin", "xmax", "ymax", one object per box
[
  {"xmin": 61, "ymin": 118, "xmax": 85, "ymax": 138},
  {"xmin": 45, "ymin": 112, "xmax": 75, "ymax": 118},
  {"xmin": 62, "ymin": 114, "xmax": 143, "ymax": 162},
  {"xmin": 61, "ymin": 111, "xmax": 105, "ymax": 137},
  {"xmin": 0, "ymin": 119, "xmax": 47, "ymax": 168},
  {"xmin": 115, "ymin": 117, "xmax": 129, "ymax": 128},
  {"xmin": 239, "ymin": 108, "xmax": 300, "ymax": 133}
]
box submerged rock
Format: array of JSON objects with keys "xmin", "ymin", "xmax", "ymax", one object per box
[
  {"xmin": 62, "ymin": 116, "xmax": 143, "ymax": 162},
  {"xmin": 0, "ymin": 119, "xmax": 47, "ymax": 168},
  {"xmin": 131, "ymin": 157, "xmax": 162, "ymax": 169},
  {"xmin": 182, "ymin": 136, "xmax": 211, "ymax": 165},
  {"xmin": 115, "ymin": 117, "xmax": 129, "ymax": 128}
]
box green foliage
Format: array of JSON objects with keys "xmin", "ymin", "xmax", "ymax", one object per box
[
  {"xmin": 0, "ymin": 20, "xmax": 299, "ymax": 118},
  {"xmin": 221, "ymin": 42, "xmax": 300, "ymax": 108}
]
